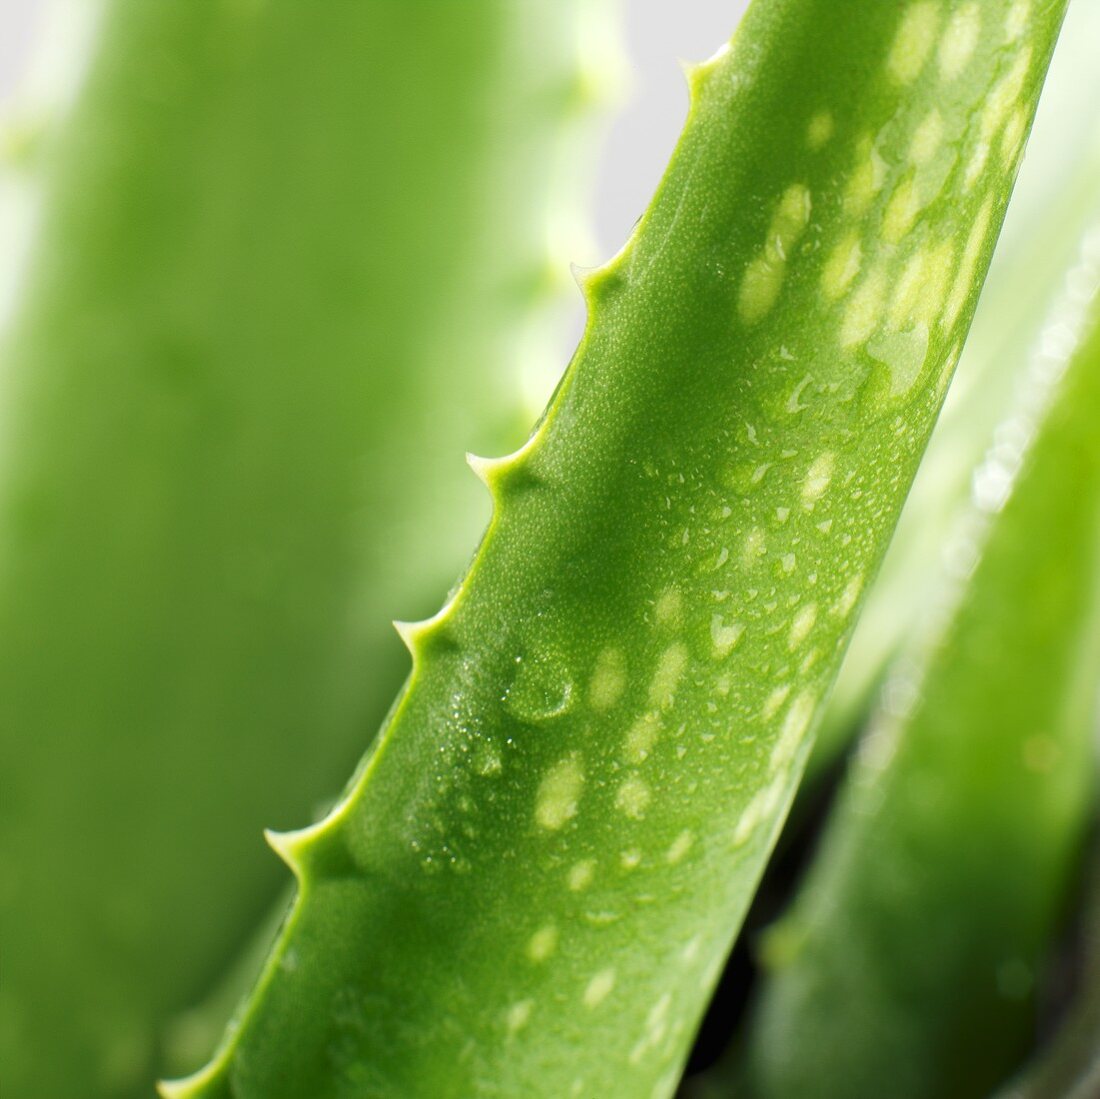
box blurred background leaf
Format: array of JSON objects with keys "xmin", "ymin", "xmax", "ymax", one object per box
[{"xmin": 0, "ymin": 2, "xmax": 617, "ymax": 1095}]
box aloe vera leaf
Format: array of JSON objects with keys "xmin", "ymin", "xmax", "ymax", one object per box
[
  {"xmin": 995, "ymin": 835, "xmax": 1100, "ymax": 1099},
  {"xmin": 0, "ymin": 2, "xmax": 610, "ymax": 1096},
  {"xmin": 158, "ymin": 883, "xmax": 296, "ymax": 1081},
  {"xmin": 810, "ymin": 0, "xmax": 1100, "ymax": 771},
  {"xmin": 163, "ymin": 3, "xmax": 1069, "ymax": 1097},
  {"xmin": 737, "ymin": 231, "xmax": 1100, "ymax": 1099},
  {"xmin": 0, "ymin": 2, "xmax": 101, "ymax": 323}
]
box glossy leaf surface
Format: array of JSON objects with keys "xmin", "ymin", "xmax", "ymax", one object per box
[
  {"xmin": 173, "ymin": 2, "xmax": 1068, "ymax": 1096},
  {"xmin": 812, "ymin": 0, "xmax": 1100, "ymax": 768},
  {"xmin": 740, "ymin": 230, "xmax": 1100, "ymax": 1099}
]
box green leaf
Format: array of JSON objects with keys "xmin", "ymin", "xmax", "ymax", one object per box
[
  {"xmin": 811, "ymin": 0, "xmax": 1100, "ymax": 771},
  {"xmin": 738, "ymin": 229, "xmax": 1100, "ymax": 1099},
  {"xmin": 0, "ymin": 2, "xmax": 609, "ymax": 1096},
  {"xmin": 168, "ymin": 3, "xmax": 1068, "ymax": 1097},
  {"xmin": 993, "ymin": 838, "xmax": 1100, "ymax": 1099}
]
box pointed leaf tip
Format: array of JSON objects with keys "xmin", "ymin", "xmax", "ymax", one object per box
[
  {"xmin": 684, "ymin": 40, "xmax": 731, "ymax": 95},
  {"xmin": 264, "ymin": 827, "xmax": 308, "ymax": 877},
  {"xmin": 157, "ymin": 1048, "xmax": 230, "ymax": 1099},
  {"xmin": 393, "ymin": 617, "xmax": 428, "ymax": 655},
  {"xmin": 465, "ymin": 451, "xmax": 498, "ymax": 489},
  {"xmin": 393, "ymin": 596, "xmax": 462, "ymax": 661},
  {"xmin": 677, "ymin": 56, "xmax": 701, "ymax": 84},
  {"xmin": 571, "ymin": 258, "xmax": 624, "ymax": 306},
  {"xmin": 570, "ymin": 260, "xmax": 603, "ymax": 306},
  {"xmin": 570, "ymin": 259, "xmax": 597, "ymax": 289},
  {"xmin": 467, "ymin": 435, "xmax": 545, "ymax": 495}
]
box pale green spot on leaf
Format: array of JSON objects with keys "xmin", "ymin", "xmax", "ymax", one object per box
[
  {"xmin": 616, "ymin": 775, "xmax": 652, "ymax": 820},
  {"xmin": 840, "ymin": 263, "xmax": 888, "ymax": 347},
  {"xmin": 589, "ymin": 647, "xmax": 627, "ymax": 711},
  {"xmin": 938, "ymin": 3, "xmax": 981, "ymax": 80},
  {"xmin": 737, "ymin": 184, "xmax": 812, "ymax": 324},
  {"xmin": 821, "ymin": 233, "xmax": 862, "ymax": 301},
  {"xmin": 807, "ymin": 111, "xmax": 835, "ymax": 149},
  {"xmin": 583, "ymin": 969, "xmax": 616, "ymax": 1009},
  {"xmin": 535, "ymin": 753, "xmax": 585, "ymax": 831},
  {"xmin": 887, "ymin": 2, "xmax": 941, "ymax": 84},
  {"xmin": 526, "ymin": 924, "xmax": 559, "ymax": 963}
]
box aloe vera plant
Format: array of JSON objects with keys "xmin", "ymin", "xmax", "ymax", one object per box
[
  {"xmin": 996, "ymin": 838, "xmax": 1100, "ymax": 1099},
  {"xmin": 812, "ymin": 0, "xmax": 1100, "ymax": 768},
  {"xmin": 736, "ymin": 228, "xmax": 1100, "ymax": 1099},
  {"xmin": 0, "ymin": 3, "xmax": 610, "ymax": 1096},
  {"xmin": 163, "ymin": 3, "xmax": 1068, "ymax": 1096}
]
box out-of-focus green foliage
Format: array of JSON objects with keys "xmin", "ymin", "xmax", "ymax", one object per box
[
  {"xmin": 0, "ymin": 2, "xmax": 613, "ymax": 1096},
  {"xmin": 738, "ymin": 233, "xmax": 1100, "ymax": 1099},
  {"xmin": 995, "ymin": 838, "xmax": 1100, "ymax": 1099},
  {"xmin": 169, "ymin": 2, "xmax": 1067, "ymax": 1096}
]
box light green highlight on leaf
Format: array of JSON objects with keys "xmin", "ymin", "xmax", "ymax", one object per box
[
  {"xmin": 536, "ymin": 753, "xmax": 587, "ymax": 831},
  {"xmin": 737, "ymin": 183, "xmax": 812, "ymax": 323},
  {"xmin": 165, "ymin": 2, "xmax": 1069, "ymax": 1096},
  {"xmin": 887, "ymin": 2, "xmax": 941, "ymax": 84},
  {"xmin": 740, "ymin": 228, "xmax": 1100, "ymax": 1099},
  {"xmin": 938, "ymin": 3, "xmax": 982, "ymax": 80}
]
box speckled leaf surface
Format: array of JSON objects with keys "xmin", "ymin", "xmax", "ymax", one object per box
[
  {"xmin": 0, "ymin": 2, "xmax": 607, "ymax": 1096},
  {"xmin": 738, "ymin": 231, "xmax": 1100, "ymax": 1099},
  {"xmin": 812, "ymin": 0, "xmax": 1100, "ymax": 770},
  {"xmin": 168, "ymin": 2, "xmax": 1067, "ymax": 1097}
]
